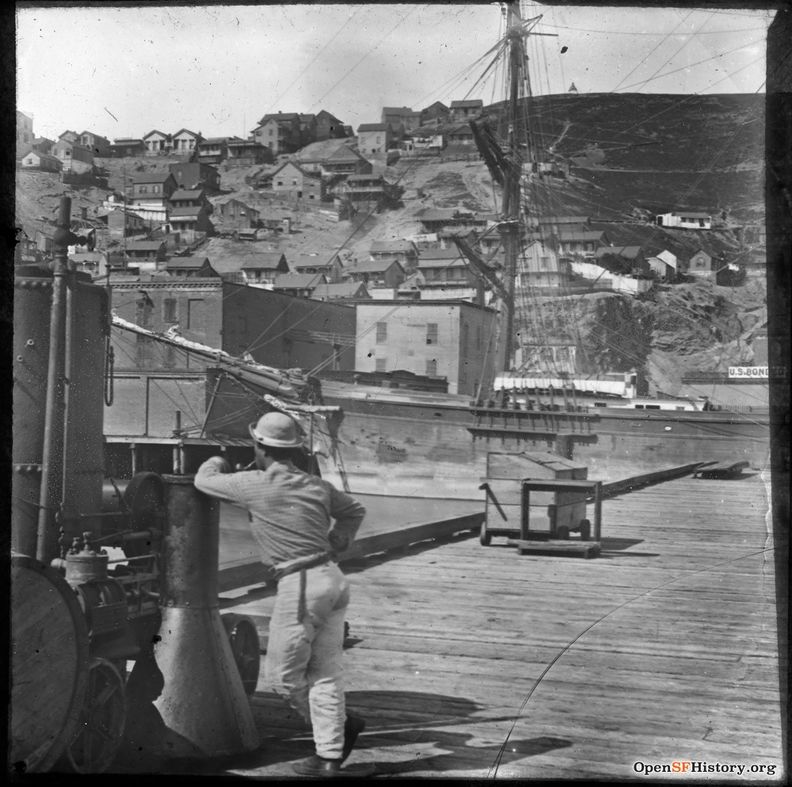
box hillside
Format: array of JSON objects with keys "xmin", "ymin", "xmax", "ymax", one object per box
[{"xmin": 14, "ymin": 93, "xmax": 767, "ymax": 395}]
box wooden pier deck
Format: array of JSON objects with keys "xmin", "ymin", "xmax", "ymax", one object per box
[{"xmin": 213, "ymin": 470, "xmax": 784, "ymax": 780}]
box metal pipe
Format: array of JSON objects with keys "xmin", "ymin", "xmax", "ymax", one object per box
[
  {"xmin": 60, "ymin": 269, "xmax": 75, "ymax": 514},
  {"xmin": 36, "ymin": 197, "xmax": 71, "ymax": 562}
]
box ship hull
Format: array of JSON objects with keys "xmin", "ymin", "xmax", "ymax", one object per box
[{"xmin": 318, "ymin": 385, "xmax": 771, "ymax": 498}]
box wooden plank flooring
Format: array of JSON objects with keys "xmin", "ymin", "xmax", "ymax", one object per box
[{"xmin": 211, "ymin": 471, "xmax": 783, "ymax": 780}]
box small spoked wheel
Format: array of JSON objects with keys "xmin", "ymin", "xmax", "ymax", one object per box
[
  {"xmin": 579, "ymin": 519, "xmax": 591, "ymax": 541},
  {"xmin": 479, "ymin": 522, "xmax": 492, "ymax": 546},
  {"xmin": 222, "ymin": 614, "xmax": 261, "ymax": 695},
  {"xmin": 64, "ymin": 657, "xmax": 127, "ymax": 773}
]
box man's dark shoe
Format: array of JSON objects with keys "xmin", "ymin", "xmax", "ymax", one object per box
[
  {"xmin": 292, "ymin": 754, "xmax": 375, "ymax": 778},
  {"xmin": 342, "ymin": 714, "xmax": 366, "ymax": 763},
  {"xmin": 292, "ymin": 755, "xmax": 342, "ymax": 777}
]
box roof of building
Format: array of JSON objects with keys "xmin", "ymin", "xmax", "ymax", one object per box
[
  {"xmin": 370, "ymin": 239, "xmax": 416, "ymax": 254},
  {"xmin": 537, "ymin": 215, "xmax": 590, "ymax": 224},
  {"xmin": 664, "ymin": 211, "xmax": 711, "ymax": 218},
  {"xmin": 79, "ymin": 130, "xmax": 110, "ymax": 141},
  {"xmin": 172, "ymin": 128, "xmax": 202, "ymax": 139},
  {"xmin": 200, "ymin": 137, "xmax": 230, "ymax": 146},
  {"xmin": 170, "ymin": 188, "xmax": 206, "ymax": 201},
  {"xmin": 557, "ymin": 228, "xmax": 607, "ymax": 241},
  {"xmin": 111, "ymin": 138, "xmax": 144, "ymax": 145},
  {"xmin": 272, "ymin": 272, "xmax": 325, "ymax": 289},
  {"xmin": 131, "ymin": 171, "xmax": 174, "ymax": 184},
  {"xmin": 450, "ymin": 99, "xmax": 483, "ymax": 108},
  {"xmin": 226, "ymin": 138, "xmax": 264, "ymax": 148},
  {"xmin": 325, "ymin": 145, "xmax": 369, "ymax": 164},
  {"xmin": 595, "ymin": 245, "xmax": 644, "ymax": 260},
  {"xmin": 350, "ymin": 259, "xmax": 405, "ymax": 274},
  {"xmin": 357, "ymin": 123, "xmax": 389, "ymax": 132},
  {"xmin": 142, "ymin": 129, "xmax": 169, "ymax": 140},
  {"xmin": 241, "ymin": 252, "xmax": 288, "ymax": 270},
  {"xmin": 347, "ymin": 174, "xmax": 384, "ymax": 183},
  {"xmin": 165, "ymin": 256, "xmax": 214, "ymax": 269},
  {"xmin": 418, "ymin": 248, "xmax": 466, "ymax": 266},
  {"xmin": 259, "ymin": 112, "xmax": 301, "ymax": 124},
  {"xmin": 291, "ymin": 253, "xmax": 336, "ymax": 270},
  {"xmin": 125, "ymin": 240, "xmax": 167, "ymax": 251},
  {"xmin": 270, "ymin": 160, "xmax": 321, "ymax": 179},
  {"xmin": 312, "ymin": 282, "xmax": 369, "ymax": 299},
  {"xmin": 22, "ymin": 151, "xmax": 62, "ymax": 166}
]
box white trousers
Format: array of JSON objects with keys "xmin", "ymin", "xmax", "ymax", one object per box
[{"xmin": 265, "ymin": 562, "xmax": 349, "ymax": 759}]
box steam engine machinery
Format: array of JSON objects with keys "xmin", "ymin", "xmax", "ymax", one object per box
[{"xmin": 11, "ymin": 198, "xmax": 260, "ymax": 774}]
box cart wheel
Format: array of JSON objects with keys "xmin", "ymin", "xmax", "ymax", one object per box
[
  {"xmin": 479, "ymin": 522, "xmax": 492, "ymax": 546},
  {"xmin": 579, "ymin": 519, "xmax": 591, "ymax": 541},
  {"xmin": 63, "ymin": 658, "xmax": 127, "ymax": 773},
  {"xmin": 556, "ymin": 526, "xmax": 569, "ymax": 540}
]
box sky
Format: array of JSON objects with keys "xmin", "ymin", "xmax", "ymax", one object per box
[{"xmin": 15, "ymin": 2, "xmax": 775, "ymax": 143}]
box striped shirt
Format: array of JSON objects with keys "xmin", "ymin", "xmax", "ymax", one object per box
[{"xmin": 194, "ymin": 456, "xmax": 366, "ymax": 566}]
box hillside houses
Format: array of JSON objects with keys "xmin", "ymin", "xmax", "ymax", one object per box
[
  {"xmin": 687, "ymin": 248, "xmax": 715, "ymax": 278},
  {"xmin": 252, "ymin": 113, "xmax": 302, "ymax": 155},
  {"xmin": 272, "ymin": 272, "xmax": 327, "ymax": 298},
  {"xmin": 213, "ymin": 198, "xmax": 261, "ymax": 230},
  {"xmin": 381, "ymin": 106, "xmax": 422, "ymax": 140},
  {"xmin": 291, "ymin": 252, "xmax": 344, "ymax": 281},
  {"xmin": 143, "ymin": 129, "xmax": 171, "ymax": 155},
  {"xmin": 419, "ymin": 207, "xmax": 491, "ymax": 234},
  {"xmin": 240, "ymin": 253, "xmax": 289, "ymax": 286},
  {"xmin": 357, "ymin": 124, "xmax": 391, "ymax": 156},
  {"xmin": 417, "ymin": 246, "xmax": 478, "ymax": 290},
  {"xmin": 109, "ymin": 138, "xmax": 145, "ymax": 157},
  {"xmin": 313, "ymin": 281, "xmax": 370, "ymax": 301},
  {"xmin": 555, "ymin": 228, "xmax": 610, "ymax": 258},
  {"xmin": 164, "ymin": 256, "xmax": 219, "ymax": 278},
  {"xmin": 369, "ymin": 239, "xmax": 418, "ymax": 273},
  {"xmin": 19, "ymin": 150, "xmax": 62, "ymax": 173},
  {"xmin": 270, "ymin": 161, "xmax": 324, "ymax": 201},
  {"xmin": 169, "ymin": 161, "xmax": 221, "ymax": 193},
  {"xmin": 449, "ymin": 99, "xmax": 484, "ymax": 121},
  {"xmin": 53, "ymin": 134, "xmax": 94, "ymax": 174},
  {"xmin": 656, "ymin": 211, "xmax": 712, "ymax": 230},
  {"xmin": 347, "ymin": 259, "xmax": 406, "ymax": 289}
]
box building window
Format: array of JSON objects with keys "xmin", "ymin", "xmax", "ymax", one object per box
[
  {"xmin": 375, "ymin": 358, "xmax": 386, "ymax": 372},
  {"xmin": 376, "ymin": 322, "xmax": 387, "ymax": 343},
  {"xmin": 426, "ymin": 323, "xmax": 438, "ymax": 345},
  {"xmin": 186, "ymin": 299, "xmax": 205, "ymax": 330},
  {"xmin": 426, "ymin": 359, "xmax": 437, "ymax": 376},
  {"xmin": 163, "ymin": 297, "xmax": 177, "ymax": 323}
]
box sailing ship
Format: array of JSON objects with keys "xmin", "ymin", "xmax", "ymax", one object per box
[{"xmin": 103, "ymin": 1, "xmax": 770, "ymax": 497}]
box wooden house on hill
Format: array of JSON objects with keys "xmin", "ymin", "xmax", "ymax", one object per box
[
  {"xmin": 143, "ymin": 130, "xmax": 171, "ymax": 155},
  {"xmin": 241, "ymin": 252, "xmax": 290, "ymax": 286},
  {"xmin": 169, "ymin": 161, "xmax": 220, "ymax": 193},
  {"xmin": 253, "ymin": 113, "xmax": 302, "ymax": 155},
  {"xmin": 19, "ymin": 150, "xmax": 63, "ymax": 172},
  {"xmin": 312, "ymin": 281, "xmax": 370, "ymax": 301},
  {"xmin": 269, "ymin": 160, "xmax": 324, "ymax": 201},
  {"xmin": 164, "ymin": 256, "xmax": 219, "ymax": 278},
  {"xmin": 449, "ymin": 99, "xmax": 484, "ymax": 121},
  {"xmin": 347, "ymin": 259, "xmax": 406, "ymax": 289},
  {"xmin": 687, "ymin": 248, "xmax": 714, "ymax": 278},
  {"xmin": 271, "ymin": 272, "xmax": 327, "ymax": 298},
  {"xmin": 369, "ymin": 239, "xmax": 418, "ymax": 273},
  {"xmin": 315, "ymin": 110, "xmax": 347, "ymax": 140},
  {"xmin": 357, "ymin": 124, "xmax": 391, "ymax": 156}
]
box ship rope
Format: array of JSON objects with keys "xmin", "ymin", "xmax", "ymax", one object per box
[{"xmin": 487, "ymin": 544, "xmax": 776, "ymax": 777}]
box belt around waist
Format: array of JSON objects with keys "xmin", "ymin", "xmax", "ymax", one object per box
[{"xmin": 274, "ymin": 552, "xmax": 332, "ymax": 579}]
